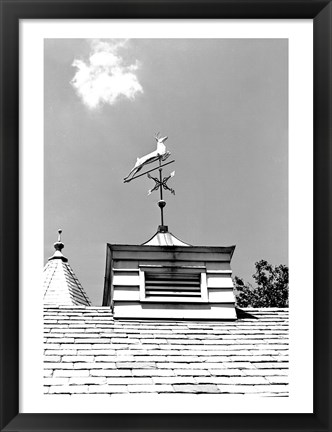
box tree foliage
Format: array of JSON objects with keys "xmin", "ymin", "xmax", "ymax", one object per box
[{"xmin": 234, "ymin": 260, "xmax": 289, "ymax": 308}]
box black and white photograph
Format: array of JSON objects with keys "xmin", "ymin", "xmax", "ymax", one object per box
[
  {"xmin": 42, "ymin": 36, "xmax": 290, "ymax": 399},
  {"xmin": 4, "ymin": 0, "xmax": 332, "ymax": 426}
]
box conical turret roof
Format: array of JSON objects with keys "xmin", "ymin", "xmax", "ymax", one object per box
[{"xmin": 43, "ymin": 230, "xmax": 91, "ymax": 306}]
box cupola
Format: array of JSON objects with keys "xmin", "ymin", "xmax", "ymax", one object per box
[
  {"xmin": 102, "ymin": 225, "xmax": 236, "ymax": 319},
  {"xmin": 102, "ymin": 133, "xmax": 237, "ymax": 319}
]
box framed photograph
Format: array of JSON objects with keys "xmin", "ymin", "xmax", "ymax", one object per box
[{"xmin": 1, "ymin": 1, "xmax": 331, "ymax": 431}]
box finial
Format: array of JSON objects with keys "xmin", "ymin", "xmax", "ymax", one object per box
[
  {"xmin": 54, "ymin": 228, "xmax": 64, "ymax": 252},
  {"xmin": 48, "ymin": 229, "xmax": 68, "ymax": 261}
]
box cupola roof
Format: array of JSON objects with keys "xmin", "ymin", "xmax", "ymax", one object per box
[{"xmin": 142, "ymin": 225, "xmax": 190, "ymax": 247}]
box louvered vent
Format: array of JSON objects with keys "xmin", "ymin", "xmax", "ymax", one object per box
[
  {"xmin": 145, "ymin": 271, "xmax": 201, "ymax": 298},
  {"xmin": 139, "ymin": 266, "xmax": 208, "ymax": 303}
]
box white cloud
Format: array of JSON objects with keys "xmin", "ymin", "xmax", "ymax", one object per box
[{"xmin": 71, "ymin": 39, "xmax": 143, "ymax": 109}]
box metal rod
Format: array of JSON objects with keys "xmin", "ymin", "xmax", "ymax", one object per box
[
  {"xmin": 159, "ymin": 159, "xmax": 164, "ymax": 226},
  {"xmin": 124, "ymin": 160, "xmax": 175, "ymax": 182},
  {"xmin": 159, "ymin": 160, "xmax": 163, "ymax": 201}
]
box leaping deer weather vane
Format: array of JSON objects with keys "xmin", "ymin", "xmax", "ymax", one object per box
[{"xmin": 123, "ymin": 133, "xmax": 175, "ymax": 227}]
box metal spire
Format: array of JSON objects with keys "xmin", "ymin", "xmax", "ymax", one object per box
[
  {"xmin": 48, "ymin": 229, "xmax": 68, "ymax": 262},
  {"xmin": 54, "ymin": 229, "xmax": 64, "ymax": 251}
]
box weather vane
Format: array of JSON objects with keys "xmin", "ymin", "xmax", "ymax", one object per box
[{"xmin": 123, "ymin": 132, "xmax": 175, "ymax": 228}]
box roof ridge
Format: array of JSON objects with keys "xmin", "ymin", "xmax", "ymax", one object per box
[
  {"xmin": 64, "ymin": 262, "xmax": 91, "ymax": 306},
  {"xmin": 43, "ymin": 260, "xmax": 58, "ymax": 301}
]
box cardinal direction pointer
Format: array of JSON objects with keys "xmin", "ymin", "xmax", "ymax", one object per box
[{"xmin": 147, "ymin": 171, "xmax": 175, "ymax": 196}]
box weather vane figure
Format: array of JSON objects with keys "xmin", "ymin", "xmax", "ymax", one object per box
[
  {"xmin": 123, "ymin": 133, "xmax": 176, "ymax": 228},
  {"xmin": 124, "ymin": 133, "xmax": 170, "ymax": 183}
]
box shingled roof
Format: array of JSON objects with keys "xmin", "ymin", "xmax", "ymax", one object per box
[
  {"xmin": 43, "ymin": 230, "xmax": 91, "ymax": 306},
  {"xmin": 44, "ymin": 306, "xmax": 288, "ymax": 396}
]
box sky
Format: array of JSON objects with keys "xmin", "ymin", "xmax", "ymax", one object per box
[{"xmin": 44, "ymin": 38, "xmax": 288, "ymax": 306}]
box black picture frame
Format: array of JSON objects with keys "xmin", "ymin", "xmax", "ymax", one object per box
[{"xmin": 1, "ymin": 1, "xmax": 331, "ymax": 431}]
